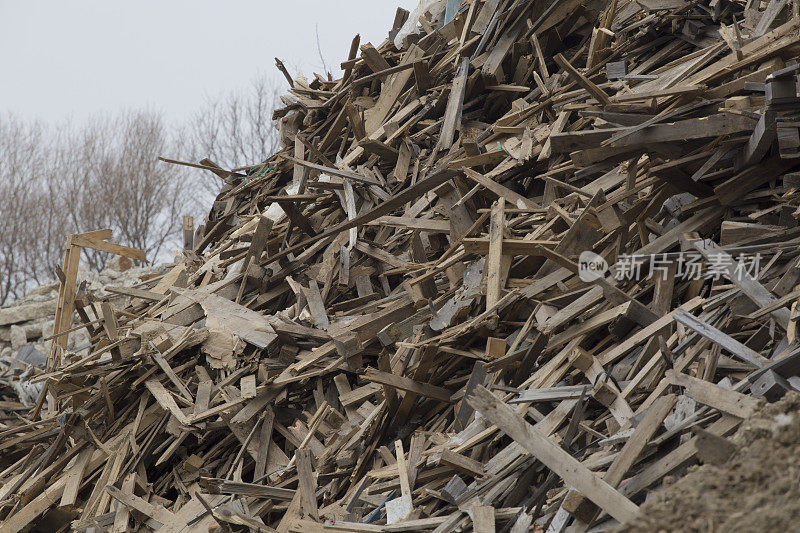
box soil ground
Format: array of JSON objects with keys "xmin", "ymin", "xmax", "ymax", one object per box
[{"xmin": 615, "ymin": 392, "xmax": 800, "ymax": 532}]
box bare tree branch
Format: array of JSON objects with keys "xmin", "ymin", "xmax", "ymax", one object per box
[
  {"xmin": 186, "ymin": 75, "xmax": 285, "ymax": 198},
  {"xmin": 315, "ymin": 23, "xmax": 330, "ymax": 76}
]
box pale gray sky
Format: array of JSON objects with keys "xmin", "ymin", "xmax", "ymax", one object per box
[{"xmin": 0, "ymin": 0, "xmax": 417, "ymax": 123}]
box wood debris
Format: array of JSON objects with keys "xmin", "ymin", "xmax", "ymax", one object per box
[{"xmin": 3, "ymin": 0, "xmax": 800, "ymax": 531}]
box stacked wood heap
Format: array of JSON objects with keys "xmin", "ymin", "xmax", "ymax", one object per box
[{"xmin": 4, "ymin": 0, "xmax": 800, "ymax": 531}]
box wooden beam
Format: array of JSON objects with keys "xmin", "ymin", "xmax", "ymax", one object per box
[
  {"xmin": 553, "ymin": 53, "xmax": 611, "ymax": 107},
  {"xmin": 466, "ymin": 386, "xmax": 639, "ymax": 523}
]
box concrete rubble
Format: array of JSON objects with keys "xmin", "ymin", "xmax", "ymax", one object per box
[{"xmin": 0, "ymin": 260, "xmax": 167, "ymax": 406}]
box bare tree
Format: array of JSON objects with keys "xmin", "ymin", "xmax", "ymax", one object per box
[
  {"xmin": 186, "ymin": 75, "xmax": 285, "ymax": 197},
  {"xmin": 0, "ymin": 75, "xmax": 285, "ymax": 304},
  {"xmin": 0, "ymin": 114, "xmax": 46, "ymax": 304},
  {"xmin": 53, "ymin": 116, "xmax": 117, "ymax": 270},
  {"xmin": 98, "ymin": 111, "xmax": 189, "ymax": 263},
  {"xmin": 19, "ymin": 128, "xmax": 70, "ymax": 287},
  {"xmin": 0, "ymin": 110, "xmax": 197, "ymax": 304},
  {"xmin": 52, "ymin": 110, "xmax": 194, "ymax": 269}
]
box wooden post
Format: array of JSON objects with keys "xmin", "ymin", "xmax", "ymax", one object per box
[
  {"xmin": 49, "ymin": 235, "xmax": 82, "ymax": 371},
  {"xmin": 182, "ymin": 215, "xmax": 194, "ymax": 251},
  {"xmin": 49, "ymin": 230, "xmax": 146, "ymax": 371}
]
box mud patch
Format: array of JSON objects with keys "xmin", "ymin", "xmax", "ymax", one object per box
[{"xmin": 616, "ymin": 392, "xmax": 800, "ymax": 532}]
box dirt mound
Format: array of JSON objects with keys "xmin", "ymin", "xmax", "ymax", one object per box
[{"xmin": 616, "ymin": 393, "xmax": 800, "ymax": 532}]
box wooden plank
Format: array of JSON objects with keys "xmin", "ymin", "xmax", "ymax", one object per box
[
  {"xmin": 466, "ymin": 386, "xmax": 640, "ymax": 523},
  {"xmin": 674, "ymin": 311, "xmax": 769, "ymax": 368},
  {"xmin": 486, "ymin": 198, "xmax": 507, "ymax": 311},
  {"xmin": 691, "ymin": 238, "xmax": 790, "ymax": 329},
  {"xmin": 553, "ymin": 53, "xmax": 611, "ymax": 106},
  {"xmin": 50, "ymin": 241, "xmax": 81, "ymax": 365},
  {"xmin": 364, "ymin": 368, "xmax": 453, "ymax": 403},
  {"xmin": 366, "ymin": 216, "xmax": 451, "ymax": 233},
  {"xmin": 621, "ymin": 416, "xmax": 741, "ymax": 498},
  {"xmin": 70, "ymin": 234, "xmax": 147, "ymax": 261},
  {"xmin": 360, "ymin": 42, "xmax": 391, "ymax": 73},
  {"xmin": 564, "ymin": 394, "xmax": 676, "ymax": 521},
  {"xmin": 666, "ymin": 370, "xmax": 759, "ymax": 418},
  {"xmin": 112, "ymin": 473, "xmax": 136, "ymax": 532},
  {"xmin": 366, "ymin": 45, "xmax": 424, "ymax": 134},
  {"xmin": 394, "ymin": 439, "xmax": 413, "ymax": 520},
  {"xmin": 145, "ymin": 379, "xmax": 189, "ymax": 425},
  {"xmin": 462, "ymin": 168, "xmax": 541, "ymax": 209},
  {"xmin": 439, "ymin": 58, "xmax": 470, "ymax": 150},
  {"xmin": 282, "ymin": 155, "xmax": 380, "ymax": 186},
  {"xmin": 254, "ymin": 407, "xmax": 276, "ymax": 481},
  {"xmin": 441, "ymin": 449, "xmax": 485, "ymax": 478},
  {"xmin": 304, "ymin": 280, "xmax": 330, "ymax": 331},
  {"xmin": 59, "ymin": 448, "xmax": 92, "ymax": 508},
  {"xmin": 454, "ymin": 361, "xmax": 488, "ymax": 431},
  {"xmin": 296, "ymin": 447, "xmax": 319, "ymax": 521},
  {"xmin": 463, "ymin": 238, "xmax": 557, "ymax": 255},
  {"xmin": 549, "ymin": 114, "xmax": 756, "ymax": 152}
]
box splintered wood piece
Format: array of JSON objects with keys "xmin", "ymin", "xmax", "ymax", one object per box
[
  {"xmin": 486, "ymin": 198, "xmax": 508, "ymax": 312},
  {"xmin": 439, "ymin": 57, "xmax": 470, "ymax": 150},
  {"xmin": 296, "ymin": 447, "xmax": 319, "ymax": 521},
  {"xmin": 472, "ymin": 505, "xmax": 496, "ymax": 533}
]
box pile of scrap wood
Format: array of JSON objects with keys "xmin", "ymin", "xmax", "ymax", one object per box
[{"xmin": 4, "ymin": 0, "xmax": 800, "ymax": 531}]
